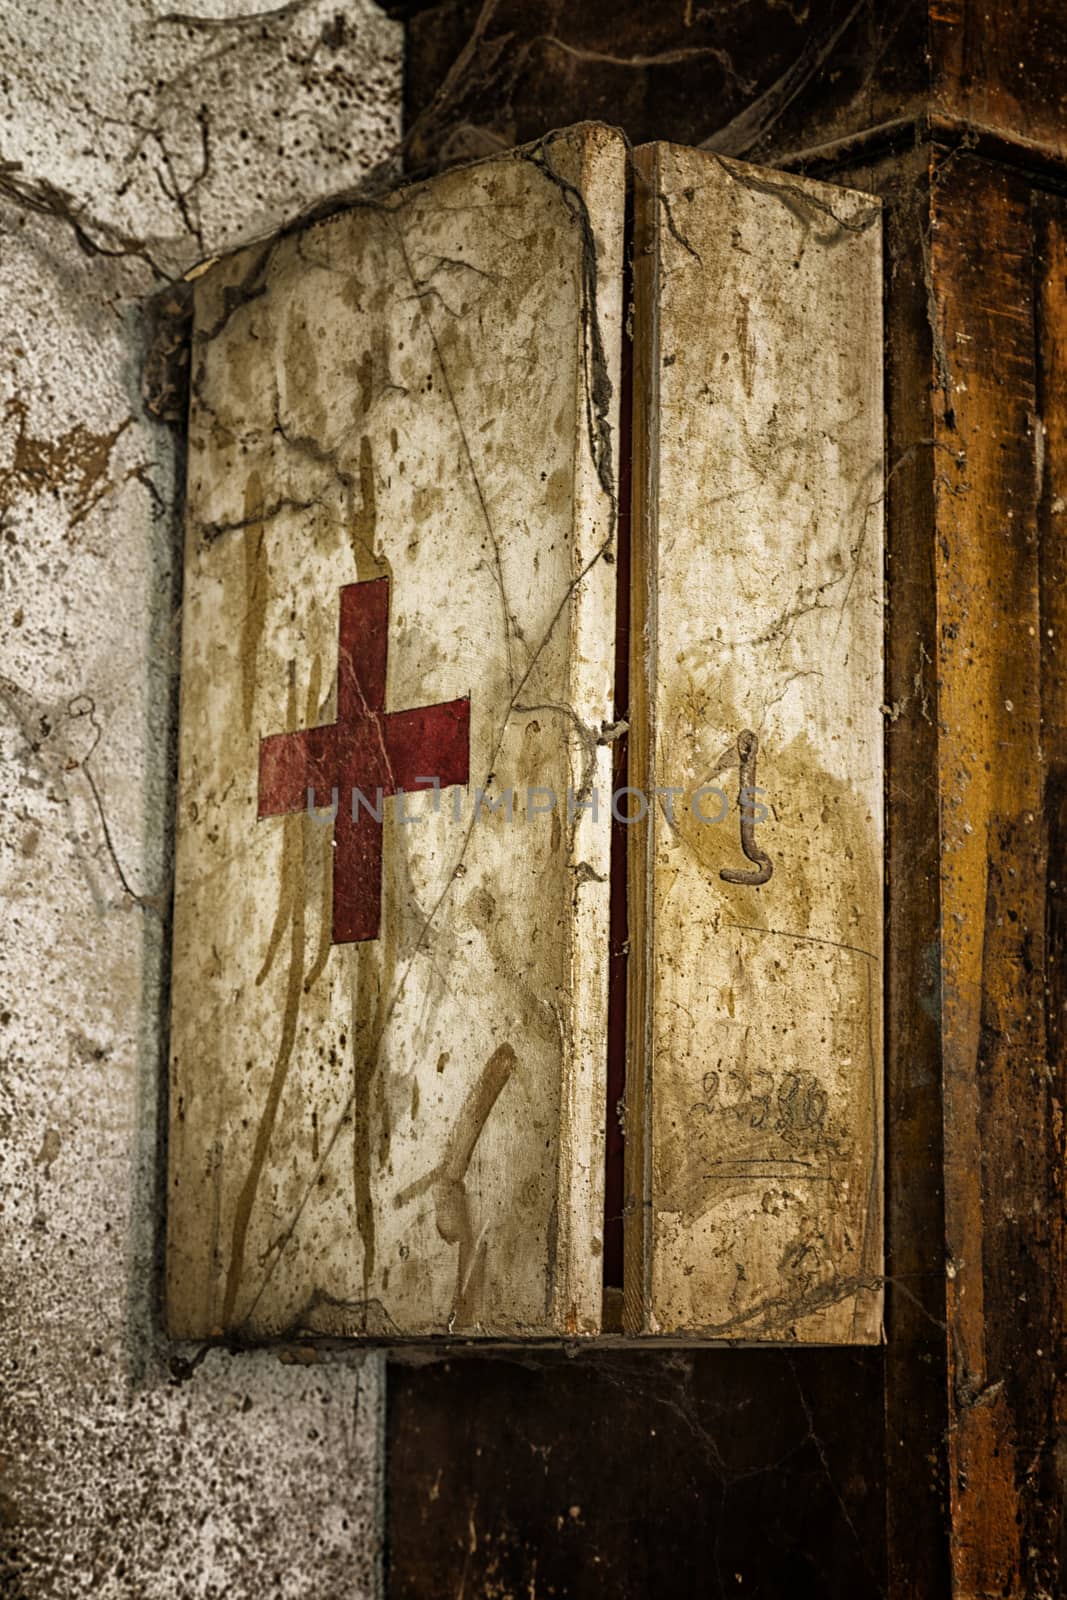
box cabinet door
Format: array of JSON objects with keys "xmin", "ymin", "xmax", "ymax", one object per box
[
  {"xmin": 166, "ymin": 124, "xmax": 624, "ymax": 1339},
  {"xmin": 625, "ymin": 143, "xmax": 885, "ymax": 1342}
]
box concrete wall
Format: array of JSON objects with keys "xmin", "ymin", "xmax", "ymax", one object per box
[{"xmin": 0, "ymin": 5, "xmax": 402, "ymax": 1595}]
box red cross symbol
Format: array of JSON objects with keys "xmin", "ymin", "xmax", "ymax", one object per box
[{"xmin": 257, "ymin": 577, "xmax": 470, "ymax": 944}]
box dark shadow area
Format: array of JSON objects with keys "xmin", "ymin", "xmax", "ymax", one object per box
[
  {"xmin": 387, "ymin": 0, "xmax": 927, "ymax": 178},
  {"xmin": 388, "ymin": 1348, "xmax": 886, "ymax": 1598}
]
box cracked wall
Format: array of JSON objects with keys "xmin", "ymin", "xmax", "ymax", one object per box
[{"xmin": 0, "ymin": 3, "xmax": 402, "ymax": 1596}]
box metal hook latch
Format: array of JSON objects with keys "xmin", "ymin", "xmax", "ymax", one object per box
[{"xmin": 719, "ymin": 729, "xmax": 773, "ymax": 887}]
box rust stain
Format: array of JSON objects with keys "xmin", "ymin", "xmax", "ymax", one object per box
[
  {"xmin": 283, "ymin": 314, "xmax": 323, "ymax": 440},
  {"xmin": 0, "ymin": 397, "xmax": 133, "ymax": 535},
  {"xmin": 350, "ymin": 948, "xmax": 381, "ymax": 1296},
  {"xmin": 736, "ymin": 291, "xmax": 756, "ymax": 396},
  {"xmin": 346, "ymin": 716, "xmax": 406, "ymax": 1299},
  {"xmin": 254, "ymin": 660, "xmax": 300, "ymax": 991},
  {"xmin": 356, "ymin": 349, "xmax": 374, "ymax": 415},
  {"xmin": 397, "ymin": 1043, "xmax": 517, "ymax": 1325},
  {"xmin": 223, "ymin": 664, "xmax": 314, "ymax": 1327},
  {"xmin": 33, "ymin": 1127, "xmax": 61, "ymax": 1177},
  {"xmin": 298, "ymin": 653, "xmax": 335, "ymax": 997},
  {"xmin": 240, "ymin": 471, "xmax": 269, "ymax": 733},
  {"xmin": 351, "ymin": 433, "xmax": 376, "ymax": 570}
]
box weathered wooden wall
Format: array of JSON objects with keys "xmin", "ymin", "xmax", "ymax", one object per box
[
  {"xmin": 386, "ymin": 3, "xmax": 1067, "ymax": 1597},
  {"xmin": 838, "ymin": 135, "xmax": 1067, "ymax": 1599},
  {"xmin": 393, "ymin": 0, "xmax": 929, "ymax": 172},
  {"xmin": 928, "ymin": 151, "xmax": 1063, "ymax": 1600},
  {"xmin": 391, "ymin": 0, "xmax": 1067, "ymax": 178},
  {"xmin": 389, "ymin": 1348, "xmax": 886, "ymax": 1598}
]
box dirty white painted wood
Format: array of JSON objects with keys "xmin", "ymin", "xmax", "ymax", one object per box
[
  {"xmin": 166, "ymin": 124, "xmax": 624, "ymax": 1340},
  {"xmin": 625, "ymin": 144, "xmax": 884, "ymax": 1342}
]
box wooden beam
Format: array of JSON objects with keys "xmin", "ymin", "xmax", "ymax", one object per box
[{"xmin": 928, "ymin": 152, "xmax": 1060, "ymax": 1598}]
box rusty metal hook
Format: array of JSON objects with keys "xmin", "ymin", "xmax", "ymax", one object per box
[{"xmin": 719, "ymin": 729, "xmax": 773, "ymax": 887}]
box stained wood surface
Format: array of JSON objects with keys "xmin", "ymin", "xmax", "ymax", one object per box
[
  {"xmin": 812, "ymin": 141, "xmax": 1067, "ymax": 1600},
  {"xmin": 932, "ymin": 0, "xmax": 1067, "ymax": 161},
  {"xmin": 927, "ymin": 155, "xmax": 1064, "ymax": 1599},
  {"xmin": 166, "ymin": 124, "xmax": 624, "ymax": 1340},
  {"xmin": 835, "ymin": 144, "xmax": 952, "ymax": 1600},
  {"xmin": 400, "ymin": 1, "xmax": 1067, "ymax": 177},
  {"xmin": 1036, "ymin": 190, "xmax": 1067, "ymax": 1599},
  {"xmin": 387, "ymin": 1348, "xmax": 887, "ymax": 1600},
  {"xmin": 626, "ymin": 143, "xmax": 885, "ymax": 1342},
  {"xmin": 384, "ymin": 8, "xmax": 1067, "ymax": 1597},
  {"xmin": 399, "ymin": 0, "xmax": 929, "ymax": 173}
]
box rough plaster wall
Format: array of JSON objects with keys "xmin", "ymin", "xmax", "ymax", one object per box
[{"xmin": 0, "ymin": 4, "xmax": 402, "ymax": 1596}]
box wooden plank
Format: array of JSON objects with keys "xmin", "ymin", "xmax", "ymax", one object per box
[
  {"xmin": 925, "ymin": 154, "xmax": 1055, "ymax": 1597},
  {"xmin": 401, "ymin": 1, "xmax": 928, "ymax": 181},
  {"xmin": 166, "ymin": 123, "xmax": 624, "ymax": 1340},
  {"xmin": 1036, "ymin": 190, "xmax": 1067, "ymax": 1596},
  {"xmin": 834, "ymin": 143, "xmax": 952, "ymax": 1600},
  {"xmin": 626, "ymin": 142, "xmax": 884, "ymax": 1342},
  {"xmin": 386, "ymin": 1347, "xmax": 887, "ymax": 1598},
  {"xmin": 932, "ymin": 0, "xmax": 1067, "ymax": 164}
]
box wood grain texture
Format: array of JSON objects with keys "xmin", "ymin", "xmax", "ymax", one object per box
[
  {"xmin": 626, "ymin": 143, "xmax": 885, "ymax": 1342},
  {"xmin": 166, "ymin": 124, "xmax": 624, "ymax": 1340},
  {"xmin": 932, "ymin": 0, "xmax": 1067, "ymax": 162},
  {"xmin": 816, "ymin": 142, "xmax": 1067, "ymax": 1600},
  {"xmin": 1037, "ymin": 194, "xmax": 1067, "ymax": 1596},
  {"xmin": 387, "ymin": 1348, "xmax": 887, "ymax": 1600},
  {"xmin": 384, "ymin": 10, "xmax": 1067, "ymax": 1595},
  {"xmin": 833, "ymin": 144, "xmax": 953, "ymax": 1599},
  {"xmin": 929, "ymin": 154, "xmax": 1061, "ymax": 1598}
]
